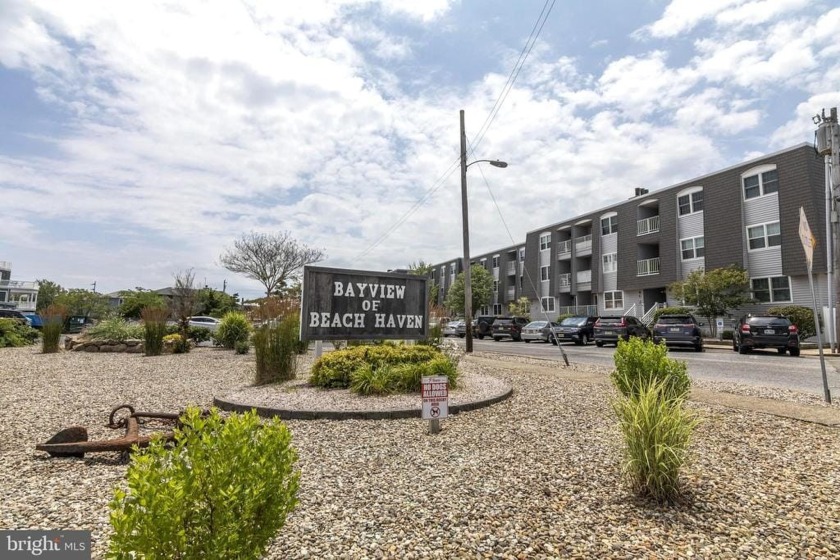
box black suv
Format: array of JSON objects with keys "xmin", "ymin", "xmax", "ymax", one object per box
[
  {"xmin": 473, "ymin": 315, "xmax": 497, "ymax": 340},
  {"xmin": 491, "ymin": 316, "xmax": 529, "ymax": 341},
  {"xmin": 652, "ymin": 314, "xmax": 704, "ymax": 352},
  {"xmin": 0, "ymin": 309, "xmax": 30, "ymax": 326},
  {"xmin": 554, "ymin": 316, "xmax": 599, "ymax": 346},
  {"xmin": 733, "ymin": 315, "xmax": 800, "ymax": 356},
  {"xmin": 593, "ymin": 316, "xmax": 650, "ymax": 347}
]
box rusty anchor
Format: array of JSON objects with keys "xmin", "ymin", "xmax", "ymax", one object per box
[{"xmin": 36, "ymin": 404, "xmax": 182, "ymax": 458}]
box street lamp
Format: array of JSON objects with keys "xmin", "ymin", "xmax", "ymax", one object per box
[{"xmin": 460, "ymin": 109, "xmax": 508, "ymax": 353}]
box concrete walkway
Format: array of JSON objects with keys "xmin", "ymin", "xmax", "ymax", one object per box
[{"xmin": 470, "ymin": 355, "xmax": 840, "ymax": 428}]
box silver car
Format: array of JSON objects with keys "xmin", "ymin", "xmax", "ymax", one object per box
[
  {"xmin": 521, "ymin": 321, "xmax": 558, "ymax": 343},
  {"xmin": 188, "ymin": 316, "xmax": 221, "ymax": 332}
]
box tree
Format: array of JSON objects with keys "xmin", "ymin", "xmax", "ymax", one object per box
[
  {"xmin": 220, "ymin": 231, "xmax": 325, "ymax": 297},
  {"xmin": 170, "ymin": 269, "xmax": 199, "ymax": 352},
  {"xmin": 444, "ymin": 265, "xmax": 494, "ymax": 316},
  {"xmin": 36, "ymin": 279, "xmax": 65, "ymax": 312},
  {"xmin": 196, "ymin": 287, "xmax": 238, "ymax": 317},
  {"xmin": 408, "ymin": 260, "xmax": 433, "ymax": 276},
  {"xmin": 54, "ymin": 289, "xmax": 109, "ymax": 319},
  {"xmin": 669, "ymin": 265, "xmax": 752, "ymax": 336},
  {"xmin": 508, "ymin": 296, "xmax": 531, "ymax": 317},
  {"xmin": 119, "ymin": 289, "xmax": 165, "ymax": 319}
]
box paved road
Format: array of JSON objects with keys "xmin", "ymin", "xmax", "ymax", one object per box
[{"xmin": 460, "ymin": 337, "xmax": 840, "ymax": 397}]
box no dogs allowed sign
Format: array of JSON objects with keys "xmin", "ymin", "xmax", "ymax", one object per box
[{"xmin": 421, "ymin": 376, "xmax": 449, "ymax": 420}]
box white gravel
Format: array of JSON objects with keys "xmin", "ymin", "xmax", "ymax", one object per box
[{"xmin": 1, "ymin": 345, "xmax": 839, "ymax": 559}]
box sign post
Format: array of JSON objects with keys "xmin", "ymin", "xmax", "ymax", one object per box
[
  {"xmin": 421, "ymin": 375, "xmax": 449, "ymax": 434},
  {"xmin": 799, "ymin": 207, "xmax": 832, "ymax": 404}
]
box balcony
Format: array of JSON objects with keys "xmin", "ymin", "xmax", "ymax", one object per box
[
  {"xmin": 0, "ymin": 261, "xmax": 11, "ymax": 271},
  {"xmin": 574, "ymin": 234, "xmax": 592, "ymax": 254},
  {"xmin": 637, "ymin": 257, "xmax": 661, "ymax": 276},
  {"xmin": 576, "ymin": 269, "xmax": 592, "ymax": 283},
  {"xmin": 506, "ymin": 261, "xmax": 516, "ymax": 275},
  {"xmin": 558, "ymin": 304, "xmax": 598, "ymax": 317},
  {"xmin": 557, "ymin": 239, "xmax": 572, "ymax": 258},
  {"xmin": 558, "ymin": 273, "xmax": 571, "ymax": 292},
  {"xmin": 0, "ymin": 280, "xmax": 38, "ymax": 290},
  {"xmin": 637, "ymin": 215, "xmax": 660, "ymax": 236},
  {"xmin": 507, "ymin": 287, "xmax": 516, "ymax": 301}
]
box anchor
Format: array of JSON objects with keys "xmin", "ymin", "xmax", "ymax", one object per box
[{"xmin": 36, "ymin": 404, "xmax": 183, "ymax": 458}]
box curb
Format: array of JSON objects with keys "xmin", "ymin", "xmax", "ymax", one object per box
[{"xmin": 214, "ymin": 385, "xmax": 514, "ymax": 421}]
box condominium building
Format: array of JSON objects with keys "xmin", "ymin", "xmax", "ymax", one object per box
[
  {"xmin": 0, "ymin": 261, "xmax": 39, "ymax": 312},
  {"xmin": 430, "ymin": 143, "xmax": 829, "ymax": 324}
]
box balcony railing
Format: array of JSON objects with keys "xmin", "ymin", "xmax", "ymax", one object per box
[
  {"xmin": 0, "ymin": 261, "xmax": 11, "ymax": 271},
  {"xmin": 576, "ymin": 269, "xmax": 592, "ymax": 283},
  {"xmin": 506, "ymin": 262, "xmax": 516, "ymax": 275},
  {"xmin": 0, "ymin": 280, "xmax": 38, "ymax": 290},
  {"xmin": 558, "ymin": 305, "xmax": 598, "ymax": 317},
  {"xmin": 558, "ymin": 273, "xmax": 571, "ymax": 288},
  {"xmin": 575, "ymin": 234, "xmax": 592, "ymax": 252},
  {"xmin": 637, "ymin": 257, "xmax": 661, "ymax": 276},
  {"xmin": 507, "ymin": 287, "xmax": 516, "ymax": 301},
  {"xmin": 637, "ymin": 215, "xmax": 660, "ymax": 236},
  {"xmin": 557, "ymin": 239, "xmax": 572, "ymax": 256}
]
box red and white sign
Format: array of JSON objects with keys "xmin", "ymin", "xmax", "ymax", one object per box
[{"xmin": 421, "ymin": 375, "xmax": 449, "ymax": 420}]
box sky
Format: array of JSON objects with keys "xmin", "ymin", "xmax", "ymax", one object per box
[{"xmin": 1, "ymin": 0, "xmax": 838, "ymax": 300}]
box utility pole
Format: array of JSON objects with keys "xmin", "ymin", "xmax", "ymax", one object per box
[
  {"xmin": 460, "ymin": 110, "xmax": 473, "ymax": 353},
  {"xmin": 91, "ymin": 281, "xmax": 96, "ymax": 293},
  {"xmin": 815, "ymin": 107, "xmax": 839, "ymax": 353}
]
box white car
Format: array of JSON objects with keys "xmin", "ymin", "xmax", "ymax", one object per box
[{"xmin": 188, "ymin": 316, "xmax": 221, "ymax": 332}]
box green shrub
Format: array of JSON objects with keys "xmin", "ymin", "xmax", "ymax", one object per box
[
  {"xmin": 41, "ymin": 303, "xmax": 68, "ymax": 353},
  {"xmin": 613, "ymin": 375, "xmax": 698, "ymax": 502},
  {"xmin": 141, "ymin": 306, "xmax": 169, "ymax": 357},
  {"xmin": 162, "ymin": 333, "xmax": 189, "ymax": 353},
  {"xmin": 86, "ymin": 317, "xmax": 144, "ymax": 342},
  {"xmin": 108, "ymin": 407, "xmax": 299, "ymax": 559},
  {"xmin": 0, "ymin": 318, "xmax": 39, "ymax": 348},
  {"xmin": 253, "ymin": 315, "xmax": 299, "ymax": 384},
  {"xmin": 721, "ymin": 329, "xmax": 734, "ymax": 340},
  {"xmin": 651, "ymin": 306, "xmax": 696, "ymax": 324},
  {"xmin": 235, "ymin": 339, "xmax": 250, "ymax": 354},
  {"xmin": 611, "ymin": 337, "xmax": 690, "ymax": 402},
  {"xmin": 351, "ymin": 363, "xmax": 398, "ymax": 395},
  {"xmin": 417, "ymin": 322, "xmax": 443, "ymax": 347},
  {"xmin": 215, "ymin": 312, "xmax": 252, "ymax": 350},
  {"xmin": 188, "ymin": 326, "xmax": 213, "ymax": 343},
  {"xmin": 768, "ymin": 305, "xmax": 816, "ymax": 340}
]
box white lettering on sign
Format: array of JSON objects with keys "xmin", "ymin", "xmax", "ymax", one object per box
[
  {"xmin": 333, "ymin": 282, "xmax": 406, "ymax": 299},
  {"xmin": 309, "ymin": 312, "xmax": 366, "ymax": 328},
  {"xmin": 374, "ymin": 314, "xmax": 423, "ymax": 328},
  {"xmin": 421, "ymin": 375, "xmax": 449, "ymax": 420}
]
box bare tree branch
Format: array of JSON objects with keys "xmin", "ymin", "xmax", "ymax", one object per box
[{"xmin": 219, "ymin": 231, "xmax": 326, "ymax": 297}]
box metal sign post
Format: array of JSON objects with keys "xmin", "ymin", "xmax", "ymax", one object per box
[
  {"xmin": 421, "ymin": 375, "xmax": 449, "ymax": 434},
  {"xmin": 799, "ymin": 207, "xmax": 832, "ymax": 404}
]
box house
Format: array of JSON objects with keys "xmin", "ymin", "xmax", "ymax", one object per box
[
  {"xmin": 431, "ymin": 144, "xmax": 829, "ymax": 326},
  {"xmin": 0, "ymin": 261, "xmax": 39, "ymax": 312}
]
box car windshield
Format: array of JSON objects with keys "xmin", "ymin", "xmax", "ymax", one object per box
[
  {"xmin": 526, "ymin": 321, "xmax": 547, "ymax": 328},
  {"xmin": 747, "ymin": 317, "xmax": 790, "ymax": 327},
  {"xmin": 597, "ymin": 317, "xmax": 623, "ymax": 325},
  {"xmin": 560, "ymin": 317, "xmax": 587, "ymax": 326},
  {"xmin": 657, "ymin": 316, "xmax": 693, "ymax": 325}
]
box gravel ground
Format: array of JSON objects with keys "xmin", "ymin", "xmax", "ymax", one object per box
[{"xmin": 1, "ymin": 346, "xmax": 839, "ymax": 559}]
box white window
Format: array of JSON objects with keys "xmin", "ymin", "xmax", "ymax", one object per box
[
  {"xmin": 600, "ymin": 214, "xmax": 618, "ymax": 235},
  {"xmin": 540, "ymin": 266, "xmax": 550, "ymax": 281},
  {"xmin": 492, "ymin": 255, "xmax": 499, "ymax": 268},
  {"xmin": 449, "ymin": 263, "xmax": 456, "ymax": 275},
  {"xmin": 539, "ymin": 232, "xmax": 551, "ymax": 251},
  {"xmin": 751, "ymin": 276, "xmax": 791, "ymax": 303},
  {"xmin": 519, "ymin": 248, "xmax": 526, "ymax": 261},
  {"xmin": 747, "ymin": 222, "xmax": 781, "ymax": 250},
  {"xmin": 678, "ymin": 188, "xmax": 704, "ymax": 216},
  {"xmin": 492, "ymin": 304, "xmax": 502, "ymax": 315},
  {"xmin": 680, "ymin": 236, "xmax": 705, "ymax": 260},
  {"xmin": 480, "ymin": 258, "xmax": 487, "ymax": 268},
  {"xmin": 604, "ymin": 291, "xmax": 624, "ymax": 310},
  {"xmin": 743, "ymin": 168, "xmax": 779, "ymax": 200},
  {"xmin": 602, "ymin": 253, "xmax": 617, "ymax": 273},
  {"xmin": 541, "ymin": 297, "xmax": 556, "ymax": 313}
]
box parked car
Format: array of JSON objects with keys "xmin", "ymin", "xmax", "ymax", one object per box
[
  {"xmin": 454, "ymin": 321, "xmax": 467, "ymax": 338},
  {"xmin": 0, "ymin": 309, "xmax": 31, "ymax": 326},
  {"xmin": 188, "ymin": 316, "xmax": 222, "ymax": 332},
  {"xmin": 491, "ymin": 316, "xmax": 530, "ymax": 341},
  {"xmin": 733, "ymin": 315, "xmax": 800, "ymax": 356},
  {"xmin": 652, "ymin": 314, "xmax": 704, "ymax": 352},
  {"xmin": 20, "ymin": 312, "xmax": 43, "ymax": 329},
  {"xmin": 521, "ymin": 320, "xmax": 559, "ymax": 343},
  {"xmin": 593, "ymin": 316, "xmax": 650, "ymax": 347},
  {"xmin": 443, "ymin": 320, "xmax": 465, "ymax": 337},
  {"xmin": 65, "ymin": 315, "xmax": 96, "ymax": 333},
  {"xmin": 473, "ymin": 315, "xmax": 497, "ymax": 340},
  {"xmin": 554, "ymin": 316, "xmax": 599, "ymax": 346}
]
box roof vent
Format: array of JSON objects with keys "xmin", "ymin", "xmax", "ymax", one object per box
[{"xmin": 634, "ymin": 187, "xmax": 649, "ymax": 197}]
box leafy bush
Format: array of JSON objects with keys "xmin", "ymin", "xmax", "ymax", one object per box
[
  {"xmin": 215, "ymin": 312, "xmax": 252, "ymax": 350},
  {"xmin": 768, "ymin": 305, "xmax": 816, "ymax": 340},
  {"xmin": 253, "ymin": 315, "xmax": 299, "ymax": 384},
  {"xmin": 141, "ymin": 306, "xmax": 169, "ymax": 357},
  {"xmin": 165, "ymin": 324, "xmax": 214, "ymax": 343},
  {"xmin": 613, "ymin": 375, "xmax": 698, "ymax": 502},
  {"xmin": 611, "ymin": 337, "xmax": 690, "ymax": 402},
  {"xmin": 651, "ymin": 306, "xmax": 696, "ymax": 323},
  {"xmin": 417, "ymin": 322, "xmax": 443, "ymax": 347},
  {"xmin": 41, "ymin": 303, "xmax": 68, "ymax": 353},
  {"xmin": 311, "ymin": 344, "xmax": 457, "ymax": 393},
  {"xmin": 0, "ymin": 318, "xmax": 39, "ymax": 348},
  {"xmin": 162, "ymin": 333, "xmax": 188, "ymax": 354},
  {"xmin": 721, "ymin": 329, "xmax": 734, "ymax": 341},
  {"xmin": 235, "ymin": 339, "xmax": 250, "ymax": 355},
  {"xmin": 86, "ymin": 317, "xmax": 144, "ymax": 342},
  {"xmin": 108, "ymin": 407, "xmax": 299, "ymax": 559}
]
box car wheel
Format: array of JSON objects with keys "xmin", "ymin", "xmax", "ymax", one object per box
[
  {"xmin": 695, "ymin": 344, "xmax": 703, "ymax": 352},
  {"xmin": 777, "ymin": 348, "xmax": 786, "ymax": 355},
  {"xmin": 493, "ymin": 337, "xmax": 502, "ymax": 342},
  {"xmin": 459, "ymin": 334, "xmax": 465, "ymax": 338},
  {"xmin": 550, "ymin": 335, "xmax": 557, "ymax": 345},
  {"xmin": 732, "ymin": 339, "xmax": 738, "ymax": 352},
  {"xmin": 524, "ymin": 339, "xmax": 530, "ymax": 343},
  {"xmin": 789, "ymin": 348, "xmax": 801, "ymax": 357},
  {"xmin": 595, "ymin": 340, "xmax": 604, "ymax": 347},
  {"xmin": 738, "ymin": 343, "xmax": 749, "ymax": 354},
  {"xmin": 576, "ymin": 334, "xmax": 588, "ymax": 346},
  {"xmin": 477, "ymin": 334, "xmax": 484, "ymax": 340},
  {"xmin": 513, "ymin": 335, "xmax": 521, "ymax": 342}
]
